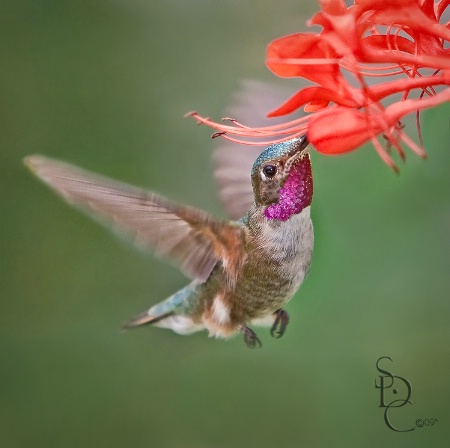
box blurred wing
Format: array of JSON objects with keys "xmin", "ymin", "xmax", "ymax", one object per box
[
  {"xmin": 213, "ymin": 80, "xmax": 304, "ymax": 220},
  {"xmin": 25, "ymin": 156, "xmax": 242, "ymax": 283},
  {"xmin": 213, "ymin": 143, "xmax": 262, "ymax": 221}
]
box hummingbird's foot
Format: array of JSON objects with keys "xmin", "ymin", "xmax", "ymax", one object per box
[
  {"xmin": 242, "ymin": 326, "xmax": 262, "ymax": 349},
  {"xmin": 270, "ymin": 309, "xmax": 289, "ymax": 339}
]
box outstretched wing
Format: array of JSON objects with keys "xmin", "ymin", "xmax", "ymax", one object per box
[
  {"xmin": 213, "ymin": 80, "xmax": 303, "ymax": 220},
  {"xmin": 25, "ymin": 156, "xmax": 243, "ymax": 283}
]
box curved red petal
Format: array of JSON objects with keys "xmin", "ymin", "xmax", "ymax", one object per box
[
  {"xmin": 267, "ymin": 86, "xmax": 360, "ymax": 117},
  {"xmin": 361, "ymin": 35, "xmax": 416, "ymax": 54},
  {"xmin": 266, "ymin": 33, "xmax": 341, "ymax": 85},
  {"xmin": 367, "ymin": 73, "xmax": 450, "ymax": 101},
  {"xmin": 384, "ymin": 87, "xmax": 450, "ymax": 124},
  {"xmin": 267, "ymin": 34, "xmax": 323, "ymax": 62},
  {"xmin": 308, "ymin": 108, "xmax": 384, "ymax": 154},
  {"xmin": 361, "ymin": 46, "xmax": 450, "ymax": 69}
]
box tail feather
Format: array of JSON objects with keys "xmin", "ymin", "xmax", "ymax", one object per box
[
  {"xmin": 122, "ymin": 310, "xmax": 173, "ymax": 330},
  {"xmin": 122, "ymin": 283, "xmax": 201, "ymax": 333}
]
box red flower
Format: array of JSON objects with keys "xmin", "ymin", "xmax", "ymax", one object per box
[{"xmin": 191, "ymin": 0, "xmax": 450, "ymax": 171}]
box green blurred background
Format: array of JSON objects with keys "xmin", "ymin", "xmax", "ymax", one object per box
[{"xmin": 1, "ymin": 1, "xmax": 449, "ymax": 447}]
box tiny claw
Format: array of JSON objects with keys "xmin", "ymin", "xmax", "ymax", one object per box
[
  {"xmin": 242, "ymin": 326, "xmax": 262, "ymax": 349},
  {"xmin": 212, "ymin": 131, "xmax": 227, "ymax": 139},
  {"xmin": 270, "ymin": 309, "xmax": 289, "ymax": 339},
  {"xmin": 184, "ymin": 111, "xmax": 197, "ymax": 118},
  {"xmin": 221, "ymin": 117, "xmax": 238, "ymax": 123}
]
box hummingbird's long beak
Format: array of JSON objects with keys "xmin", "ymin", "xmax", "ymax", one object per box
[
  {"xmin": 285, "ymin": 135, "xmax": 309, "ymax": 168},
  {"xmin": 296, "ymin": 134, "xmax": 309, "ymax": 154}
]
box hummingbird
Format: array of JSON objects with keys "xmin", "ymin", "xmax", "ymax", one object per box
[{"xmin": 24, "ymin": 134, "xmax": 313, "ymax": 348}]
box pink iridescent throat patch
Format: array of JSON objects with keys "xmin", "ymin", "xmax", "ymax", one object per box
[{"xmin": 264, "ymin": 156, "xmax": 313, "ymax": 221}]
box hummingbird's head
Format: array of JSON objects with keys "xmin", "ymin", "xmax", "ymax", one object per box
[{"xmin": 251, "ymin": 136, "xmax": 312, "ymax": 221}]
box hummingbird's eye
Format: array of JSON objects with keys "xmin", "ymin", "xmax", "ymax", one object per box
[{"xmin": 262, "ymin": 165, "xmax": 277, "ymax": 178}]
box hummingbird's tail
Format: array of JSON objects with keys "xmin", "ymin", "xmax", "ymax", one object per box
[
  {"xmin": 122, "ymin": 284, "xmax": 194, "ymax": 330},
  {"xmin": 122, "ymin": 309, "xmax": 204, "ymax": 335},
  {"xmin": 122, "ymin": 310, "xmax": 173, "ymax": 330},
  {"xmin": 121, "ymin": 283, "xmax": 205, "ymax": 335}
]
